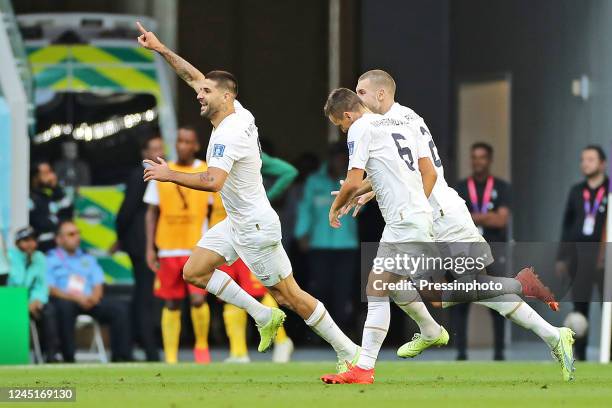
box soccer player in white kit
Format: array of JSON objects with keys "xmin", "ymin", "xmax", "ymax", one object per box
[
  {"xmin": 136, "ymin": 22, "xmax": 359, "ymax": 372},
  {"xmin": 351, "ymin": 70, "xmax": 575, "ymax": 382},
  {"xmin": 320, "ymin": 88, "xmax": 441, "ymax": 384}
]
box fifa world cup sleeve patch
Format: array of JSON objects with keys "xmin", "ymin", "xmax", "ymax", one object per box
[
  {"xmin": 347, "ymin": 141, "xmax": 355, "ymax": 156},
  {"xmin": 213, "ymin": 144, "xmax": 226, "ymax": 158}
]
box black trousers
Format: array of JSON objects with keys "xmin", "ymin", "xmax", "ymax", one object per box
[
  {"xmin": 50, "ymin": 297, "xmax": 132, "ymax": 362},
  {"xmin": 32, "ymin": 302, "xmax": 60, "ymax": 361},
  {"xmin": 451, "ymin": 302, "xmax": 505, "ymax": 359},
  {"xmin": 570, "ymin": 244, "xmax": 604, "ymax": 361},
  {"xmin": 306, "ymin": 249, "xmax": 358, "ymax": 334},
  {"xmin": 450, "ymin": 256, "xmax": 507, "ymax": 360},
  {"xmin": 130, "ymin": 256, "xmax": 160, "ymax": 361}
]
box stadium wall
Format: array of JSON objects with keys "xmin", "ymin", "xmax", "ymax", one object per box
[
  {"xmin": 452, "ymin": 0, "xmax": 612, "ymax": 241},
  {"xmin": 359, "ymin": 0, "xmax": 452, "ymax": 179},
  {"xmin": 177, "ymin": 0, "xmax": 330, "ymax": 160}
]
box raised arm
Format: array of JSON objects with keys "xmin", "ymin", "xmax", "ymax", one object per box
[
  {"xmin": 136, "ymin": 21, "xmax": 205, "ymax": 92},
  {"xmin": 143, "ymin": 157, "xmax": 228, "ymax": 193}
]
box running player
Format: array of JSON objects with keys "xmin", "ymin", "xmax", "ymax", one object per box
[
  {"xmin": 136, "ymin": 22, "xmax": 359, "ymax": 371},
  {"xmin": 351, "ymin": 69, "xmax": 575, "ymax": 382},
  {"xmin": 320, "ymin": 88, "xmax": 441, "ymax": 384},
  {"xmin": 210, "ymin": 175, "xmax": 295, "ymax": 363}
]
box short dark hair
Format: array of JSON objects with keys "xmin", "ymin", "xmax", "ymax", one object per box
[
  {"xmin": 323, "ymin": 88, "xmax": 366, "ymax": 119},
  {"xmin": 30, "ymin": 160, "xmax": 52, "ymax": 184},
  {"xmin": 55, "ymin": 219, "xmax": 77, "ymax": 236},
  {"xmin": 30, "ymin": 160, "xmax": 50, "ymax": 176},
  {"xmin": 471, "ymin": 142, "xmax": 494, "ymax": 158},
  {"xmin": 141, "ymin": 134, "xmax": 162, "ymax": 150},
  {"xmin": 583, "ymin": 144, "xmax": 607, "ymax": 162},
  {"xmin": 205, "ymin": 70, "xmax": 238, "ymax": 96}
]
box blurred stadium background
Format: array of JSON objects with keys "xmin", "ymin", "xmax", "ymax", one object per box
[{"xmin": 1, "ymin": 0, "xmax": 611, "ymax": 378}]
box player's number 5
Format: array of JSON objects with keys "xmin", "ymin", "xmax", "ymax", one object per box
[{"xmin": 391, "ymin": 133, "xmax": 415, "ymax": 171}]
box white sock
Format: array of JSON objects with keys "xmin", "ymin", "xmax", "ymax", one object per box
[
  {"xmin": 206, "ymin": 269, "xmax": 272, "ymax": 326},
  {"xmin": 305, "ymin": 301, "xmax": 357, "ymax": 361},
  {"xmin": 475, "ymin": 294, "xmax": 522, "ymax": 315},
  {"xmin": 483, "ymin": 294, "xmax": 560, "ymax": 347},
  {"xmin": 391, "ymin": 288, "xmax": 441, "ymax": 339},
  {"xmin": 357, "ymin": 298, "xmax": 390, "ymax": 370}
]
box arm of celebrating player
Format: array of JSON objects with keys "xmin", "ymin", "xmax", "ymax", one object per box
[
  {"xmin": 331, "ymin": 178, "xmax": 374, "ymax": 217},
  {"xmin": 418, "ymin": 157, "xmax": 437, "ymax": 198},
  {"xmin": 329, "ymin": 168, "xmax": 365, "ymax": 228},
  {"xmin": 136, "ymin": 21, "xmax": 205, "ymax": 92},
  {"xmin": 143, "ymin": 157, "xmax": 228, "ymax": 192}
]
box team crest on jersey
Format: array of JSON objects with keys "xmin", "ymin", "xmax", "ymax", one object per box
[
  {"xmin": 347, "ymin": 141, "xmax": 354, "ymax": 156},
  {"xmin": 212, "ymin": 144, "xmax": 226, "ymax": 158}
]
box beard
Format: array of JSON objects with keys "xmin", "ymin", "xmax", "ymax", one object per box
[
  {"xmin": 584, "ymin": 169, "xmax": 602, "ymax": 179},
  {"xmin": 200, "ymin": 103, "xmax": 217, "ymax": 119}
]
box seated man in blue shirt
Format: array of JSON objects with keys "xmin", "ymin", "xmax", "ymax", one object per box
[
  {"xmin": 47, "ymin": 220, "xmax": 132, "ymax": 362},
  {"xmin": 8, "ymin": 226, "xmax": 60, "ymax": 362}
]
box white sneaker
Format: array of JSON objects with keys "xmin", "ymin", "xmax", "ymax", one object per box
[
  {"xmin": 272, "ymin": 338, "xmax": 294, "ymax": 363},
  {"xmin": 224, "ymin": 355, "xmax": 251, "ymax": 363}
]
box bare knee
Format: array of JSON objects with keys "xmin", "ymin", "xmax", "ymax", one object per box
[
  {"xmin": 267, "ymin": 287, "xmax": 291, "ymax": 309},
  {"xmin": 183, "ymin": 259, "xmax": 214, "ymax": 287}
]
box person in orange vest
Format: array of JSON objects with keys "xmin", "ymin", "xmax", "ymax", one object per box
[{"xmin": 144, "ymin": 126, "xmax": 213, "ymax": 364}]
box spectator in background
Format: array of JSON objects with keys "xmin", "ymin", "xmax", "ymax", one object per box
[
  {"xmin": 144, "ymin": 126, "xmax": 212, "ymax": 364},
  {"xmin": 280, "ymin": 152, "xmax": 320, "ymax": 251},
  {"xmin": 115, "ymin": 134, "xmax": 165, "ymax": 362},
  {"xmin": 262, "ymin": 151, "xmax": 299, "ymax": 204},
  {"xmin": 29, "ymin": 161, "xmax": 74, "ymax": 253},
  {"xmin": 8, "ymin": 226, "xmax": 60, "ymax": 362},
  {"xmin": 259, "ymin": 138, "xmax": 299, "ymax": 205},
  {"xmin": 48, "ymin": 220, "xmax": 132, "ymax": 362},
  {"xmin": 54, "ymin": 140, "xmax": 92, "ymax": 195},
  {"xmin": 454, "ymin": 142, "xmax": 512, "ymax": 361},
  {"xmin": 295, "ymin": 143, "xmax": 359, "ymax": 333},
  {"xmin": 557, "ymin": 145, "xmax": 608, "ymax": 361}
]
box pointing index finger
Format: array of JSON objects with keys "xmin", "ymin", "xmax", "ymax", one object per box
[{"xmin": 136, "ymin": 21, "xmax": 148, "ymax": 34}]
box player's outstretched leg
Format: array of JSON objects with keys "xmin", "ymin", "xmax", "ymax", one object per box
[
  {"xmin": 183, "ymin": 248, "xmax": 284, "ymax": 352},
  {"xmin": 479, "ymin": 294, "xmax": 574, "ymax": 381},
  {"xmin": 514, "ymin": 267, "xmax": 559, "ymax": 311},
  {"xmin": 391, "ymin": 284, "xmax": 449, "ymax": 359},
  {"xmin": 260, "ymin": 293, "xmax": 294, "ymax": 363},
  {"xmin": 437, "ymin": 268, "xmax": 559, "ymax": 311},
  {"xmin": 267, "ymin": 274, "xmax": 359, "ymax": 370},
  {"xmin": 321, "ymin": 298, "xmax": 387, "ymax": 384},
  {"xmin": 321, "ymin": 270, "xmax": 406, "ymax": 384}
]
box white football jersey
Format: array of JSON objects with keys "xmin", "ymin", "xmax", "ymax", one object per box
[
  {"xmin": 347, "ymin": 113, "xmax": 432, "ymax": 226},
  {"xmin": 385, "ymin": 103, "xmax": 465, "ymax": 219},
  {"xmin": 206, "ymin": 100, "xmax": 279, "ymax": 236}
]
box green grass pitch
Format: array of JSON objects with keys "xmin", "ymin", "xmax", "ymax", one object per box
[{"xmin": 1, "ymin": 361, "xmax": 611, "ymax": 407}]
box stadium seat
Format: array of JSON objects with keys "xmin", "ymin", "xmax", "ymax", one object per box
[{"xmin": 75, "ymin": 315, "xmax": 108, "ymax": 363}]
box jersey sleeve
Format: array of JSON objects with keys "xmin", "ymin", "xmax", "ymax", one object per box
[
  {"xmin": 347, "ymin": 120, "xmax": 371, "ymax": 170},
  {"xmin": 143, "ymin": 180, "xmax": 159, "ymax": 205},
  {"xmin": 207, "ymin": 126, "xmax": 248, "ymax": 174},
  {"xmin": 414, "ymin": 122, "xmax": 433, "ymax": 160}
]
